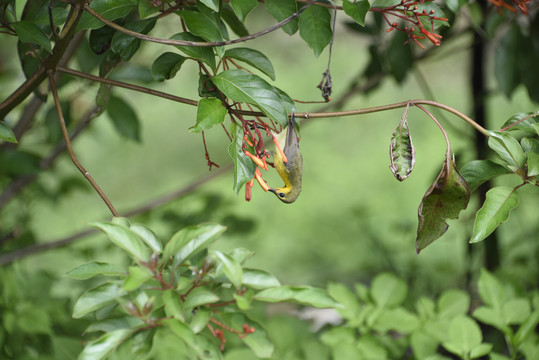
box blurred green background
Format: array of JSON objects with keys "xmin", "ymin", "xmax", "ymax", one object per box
[{"xmin": 1, "ymin": 3, "xmax": 537, "ymax": 343}]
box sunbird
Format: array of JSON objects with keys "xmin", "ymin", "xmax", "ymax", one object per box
[{"xmin": 269, "ymin": 113, "xmax": 303, "ymax": 203}]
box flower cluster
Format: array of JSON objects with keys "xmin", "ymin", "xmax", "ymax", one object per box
[{"xmin": 488, "ymin": 0, "xmax": 530, "ymax": 15}]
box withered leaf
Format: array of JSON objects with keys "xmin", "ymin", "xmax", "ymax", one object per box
[
  {"xmin": 416, "ymin": 156, "xmax": 471, "ymax": 253},
  {"xmin": 389, "ymin": 117, "xmax": 415, "ymax": 181}
]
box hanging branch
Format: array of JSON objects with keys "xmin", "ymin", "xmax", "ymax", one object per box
[{"xmin": 48, "ymin": 70, "xmax": 119, "ymax": 217}]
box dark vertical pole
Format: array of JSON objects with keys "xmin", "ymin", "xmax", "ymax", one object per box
[{"xmin": 472, "ymin": 2, "xmax": 499, "ymax": 270}]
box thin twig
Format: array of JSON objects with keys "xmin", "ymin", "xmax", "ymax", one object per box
[
  {"xmin": 83, "ymin": 1, "xmax": 317, "ymax": 47},
  {"xmin": 48, "ymin": 70, "xmax": 119, "ymax": 217}
]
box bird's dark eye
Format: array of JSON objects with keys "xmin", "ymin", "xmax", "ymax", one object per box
[{"xmin": 278, "ymin": 192, "xmax": 285, "ymax": 198}]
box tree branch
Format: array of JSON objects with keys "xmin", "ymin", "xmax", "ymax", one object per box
[{"xmin": 83, "ymin": 0, "xmax": 316, "ymax": 48}]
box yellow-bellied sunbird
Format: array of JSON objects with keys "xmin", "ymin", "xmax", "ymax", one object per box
[{"xmin": 269, "ymin": 113, "xmax": 303, "ymax": 203}]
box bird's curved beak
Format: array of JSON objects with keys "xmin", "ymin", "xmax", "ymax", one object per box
[{"xmin": 268, "ymin": 188, "xmax": 276, "ymax": 194}]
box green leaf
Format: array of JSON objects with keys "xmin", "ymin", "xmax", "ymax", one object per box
[
  {"xmin": 12, "ymin": 20, "xmax": 51, "ymax": 53},
  {"xmin": 78, "ymin": 329, "xmax": 131, "ymax": 360},
  {"xmin": 224, "ymin": 47, "xmax": 275, "ymax": 80},
  {"xmin": 163, "ymin": 289, "xmax": 184, "ymax": 321},
  {"xmin": 222, "ymin": 313, "xmax": 274, "ymax": 358},
  {"xmin": 299, "ymin": 5, "xmax": 332, "ymax": 57},
  {"xmin": 255, "ymin": 286, "xmax": 341, "ymax": 308},
  {"xmin": 527, "ymin": 150, "xmax": 539, "ymax": 177},
  {"xmin": 106, "ymin": 96, "xmax": 141, "ymax": 142},
  {"xmin": 230, "ymin": 0, "xmax": 258, "ymax": 22},
  {"xmin": 487, "ymin": 131, "xmax": 527, "ymax": 173},
  {"xmin": 502, "ymin": 298, "xmax": 531, "ymax": 325},
  {"xmin": 242, "ymin": 269, "xmax": 281, "ymax": 289},
  {"xmin": 514, "ymin": 310, "xmax": 539, "ymax": 346},
  {"xmin": 129, "ymin": 223, "xmax": 162, "ymax": 253},
  {"xmin": 190, "ymin": 308, "xmax": 211, "ymax": 333},
  {"xmin": 389, "ymin": 113, "xmax": 415, "ymax": 181},
  {"xmin": 183, "ymin": 289, "xmax": 220, "ymax": 310},
  {"xmin": 328, "ymin": 283, "xmax": 361, "ymax": 323},
  {"xmin": 85, "ymin": 317, "xmax": 144, "ymax": 333},
  {"xmin": 438, "ymin": 290, "xmax": 470, "ymax": 319},
  {"xmin": 73, "ymin": 283, "xmax": 122, "ymax": 319},
  {"xmin": 477, "ymin": 268, "xmax": 505, "ymax": 309},
  {"xmin": 0, "ymin": 122, "xmax": 17, "ymax": 143},
  {"xmin": 388, "ymin": 30, "xmax": 413, "ymax": 83},
  {"xmin": 521, "ymin": 137, "xmax": 539, "ymax": 153},
  {"xmin": 122, "ymin": 266, "xmax": 152, "ymax": 291},
  {"xmin": 91, "ymin": 222, "xmax": 150, "ymax": 262},
  {"xmin": 460, "ymin": 160, "xmax": 511, "ymax": 192},
  {"xmin": 190, "ymin": 97, "xmax": 227, "ymax": 133},
  {"xmin": 343, "ymin": 0, "xmax": 370, "ymax": 27},
  {"xmin": 66, "ymin": 262, "xmax": 125, "ymax": 280},
  {"xmin": 212, "ymin": 250, "xmax": 243, "ymax": 289},
  {"xmin": 77, "ymin": 0, "xmax": 138, "ymax": 31},
  {"xmin": 501, "ymin": 112, "xmax": 539, "ymax": 134},
  {"xmin": 161, "ymin": 318, "xmax": 196, "ymax": 349},
  {"xmin": 221, "ymin": 5, "xmax": 250, "ymax": 37},
  {"xmin": 170, "ymin": 32, "xmax": 216, "ymax": 71},
  {"xmin": 179, "ymin": 10, "xmax": 227, "ymax": 46},
  {"xmin": 199, "ymin": 0, "xmax": 220, "ymax": 12},
  {"xmin": 265, "ymin": 0, "xmax": 298, "ymax": 35},
  {"xmin": 151, "ymin": 52, "xmax": 187, "ymax": 81},
  {"xmin": 162, "ymin": 223, "xmax": 226, "ymax": 268},
  {"xmin": 411, "ymin": 330, "xmax": 439, "ymax": 359},
  {"xmin": 470, "ymin": 343, "xmax": 493, "ymax": 359},
  {"xmin": 371, "ymin": 273, "xmax": 407, "ymax": 308},
  {"xmin": 373, "ymin": 308, "xmax": 419, "ymax": 334},
  {"xmin": 495, "ymin": 23, "xmax": 520, "ymax": 97},
  {"xmin": 442, "ymin": 316, "xmax": 483, "ymax": 358},
  {"xmin": 212, "ymin": 69, "xmax": 291, "ymax": 126},
  {"xmin": 470, "ymin": 186, "xmax": 519, "ymax": 243},
  {"xmin": 228, "ymin": 122, "xmax": 257, "ymax": 194},
  {"xmin": 416, "ymin": 156, "xmax": 471, "ymax": 253},
  {"xmin": 111, "ymin": 17, "xmax": 156, "ymax": 61},
  {"xmin": 138, "ymin": 0, "xmax": 159, "ymax": 18}
]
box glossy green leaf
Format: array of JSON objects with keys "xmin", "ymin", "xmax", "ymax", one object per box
[
  {"xmin": 178, "ymin": 10, "xmax": 227, "ymax": 45},
  {"xmin": 111, "ymin": 17, "xmax": 156, "ymax": 61},
  {"xmin": 231, "ymin": 0, "xmax": 257, "ymax": 22},
  {"xmin": 343, "ymin": 0, "xmax": 370, "ymax": 27},
  {"xmin": 199, "ymin": 0, "xmax": 219, "ymax": 12},
  {"xmin": 78, "ymin": 329, "xmax": 131, "ymax": 360},
  {"xmin": 527, "ymin": 151, "xmax": 539, "ymax": 177},
  {"xmin": 190, "ymin": 97, "xmax": 227, "ymax": 133},
  {"xmin": 255, "ymin": 285, "xmax": 341, "ymax": 308},
  {"xmin": 501, "ymin": 112, "xmax": 539, "ymax": 134},
  {"xmin": 228, "ymin": 122, "xmax": 257, "ymax": 194},
  {"xmin": 91, "ymin": 222, "xmax": 150, "ymax": 262},
  {"xmin": 170, "ymin": 32, "xmax": 216, "ymax": 71},
  {"xmin": 371, "ymin": 273, "xmax": 407, "ymax": 308},
  {"xmin": 460, "ymin": 160, "xmax": 511, "ymax": 192},
  {"xmin": 242, "ymin": 269, "xmax": 281, "ymax": 289},
  {"xmin": 224, "ymin": 47, "xmax": 275, "ymax": 80},
  {"xmin": 122, "ymin": 266, "xmax": 152, "ymax": 291},
  {"xmin": 471, "ymin": 186, "xmax": 519, "ymax": 243},
  {"xmin": 183, "ymin": 289, "xmax": 220, "ymax": 310},
  {"xmin": 163, "ymin": 289, "xmax": 184, "ymax": 321},
  {"xmin": 161, "ymin": 318, "xmax": 196, "ymax": 348},
  {"xmin": 265, "ymin": 0, "xmax": 298, "ymax": 35},
  {"xmin": 521, "ymin": 137, "xmax": 539, "ymax": 153},
  {"xmin": 221, "ymin": 5, "xmax": 250, "ymax": 37},
  {"xmin": 212, "ymin": 250, "xmax": 242, "ymax": 289},
  {"xmin": 162, "ymin": 223, "xmax": 226, "ymax": 268},
  {"xmin": 442, "ymin": 316, "xmax": 483, "ymax": 358},
  {"xmin": 299, "ymin": 5, "xmax": 332, "ymax": 57},
  {"xmin": 495, "ymin": 23, "xmax": 519, "ymax": 97},
  {"xmin": 106, "ymin": 96, "xmax": 141, "ymax": 142},
  {"xmin": 85, "ymin": 317, "xmax": 144, "ymax": 333},
  {"xmin": 66, "ymin": 262, "xmax": 125, "ymax": 280},
  {"xmin": 77, "ymin": 0, "xmax": 138, "ymax": 31},
  {"xmin": 151, "ymin": 52, "xmax": 187, "ymax": 81},
  {"xmin": 0, "ymin": 122, "xmax": 17, "ymax": 143},
  {"xmin": 221, "ymin": 312, "xmax": 274, "ymax": 358},
  {"xmin": 190, "ymin": 308, "xmax": 211, "ymax": 333},
  {"xmin": 12, "ymin": 20, "xmax": 51, "ymax": 53},
  {"xmin": 73, "ymin": 283, "xmax": 122, "ymax": 319},
  {"xmin": 488, "ymin": 131, "xmax": 527, "ymax": 173},
  {"xmin": 129, "ymin": 223, "xmax": 162, "ymax": 253},
  {"xmin": 389, "ymin": 114, "xmax": 415, "ymax": 181},
  {"xmin": 416, "ymin": 157, "xmax": 471, "ymax": 253},
  {"xmin": 212, "ymin": 69, "xmax": 291, "ymax": 126},
  {"xmin": 138, "ymin": 0, "xmax": 159, "ymax": 18}
]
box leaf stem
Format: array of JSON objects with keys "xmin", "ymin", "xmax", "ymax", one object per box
[
  {"xmin": 48, "ymin": 70, "xmax": 119, "ymax": 217},
  {"xmin": 415, "ymin": 103, "xmax": 451, "ymax": 158}
]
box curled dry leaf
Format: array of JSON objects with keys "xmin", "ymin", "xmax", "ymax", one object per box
[
  {"xmin": 416, "ymin": 155, "xmax": 471, "ymax": 253},
  {"xmin": 390, "ymin": 113, "xmax": 416, "ymax": 181}
]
